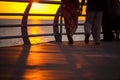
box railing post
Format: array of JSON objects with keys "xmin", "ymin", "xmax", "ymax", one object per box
[
  {"xmin": 59, "ymin": 11, "xmax": 63, "ymax": 41},
  {"xmin": 53, "ymin": 6, "xmax": 62, "ymax": 42},
  {"xmin": 21, "ymin": 1, "xmax": 32, "ymax": 45}
]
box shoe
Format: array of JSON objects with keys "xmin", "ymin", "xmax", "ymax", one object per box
[
  {"xmin": 68, "ymin": 35, "xmax": 73, "ymax": 44},
  {"xmin": 84, "ymin": 33, "xmax": 90, "ymax": 44}
]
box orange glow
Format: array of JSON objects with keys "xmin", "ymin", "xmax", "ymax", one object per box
[
  {"xmin": 0, "ymin": 0, "xmax": 85, "ymax": 19},
  {"xmin": 24, "ymin": 44, "xmax": 68, "ymax": 80},
  {"xmin": 0, "ymin": 1, "xmax": 60, "ymax": 20},
  {"xmin": 0, "ymin": 0, "xmax": 85, "ymax": 45},
  {"xmin": 76, "ymin": 63, "xmax": 82, "ymax": 69},
  {"xmin": 0, "ymin": 1, "xmax": 28, "ymax": 13},
  {"xmin": 26, "ymin": 53, "xmax": 68, "ymax": 65},
  {"xmin": 26, "ymin": 45, "xmax": 68, "ymax": 65},
  {"xmin": 30, "ymin": 3, "xmax": 60, "ymax": 15},
  {"xmin": 28, "ymin": 19, "xmax": 43, "ymax": 44},
  {"xmin": 23, "ymin": 70, "xmax": 69, "ymax": 80},
  {"xmin": 0, "ymin": 1, "xmax": 60, "ymax": 44},
  {"xmin": 32, "ymin": 3, "xmax": 40, "ymax": 9},
  {"xmin": 23, "ymin": 69, "xmax": 44, "ymax": 80}
]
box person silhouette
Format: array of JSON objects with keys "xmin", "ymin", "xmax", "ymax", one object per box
[
  {"xmin": 61, "ymin": 0, "xmax": 80, "ymax": 44},
  {"xmin": 81, "ymin": 0, "xmax": 103, "ymax": 45}
]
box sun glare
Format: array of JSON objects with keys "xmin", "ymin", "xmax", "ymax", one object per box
[
  {"xmin": 30, "ymin": 3, "xmax": 59, "ymax": 14},
  {"xmin": 32, "ymin": 3, "xmax": 40, "ymax": 9}
]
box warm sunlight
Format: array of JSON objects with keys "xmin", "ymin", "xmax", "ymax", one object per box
[
  {"xmin": 28, "ymin": 19, "xmax": 43, "ymax": 44},
  {"xmin": 0, "ymin": 0, "xmax": 85, "ymax": 45},
  {"xmin": 32, "ymin": 3, "xmax": 40, "ymax": 9},
  {"xmin": 30, "ymin": 3, "xmax": 59, "ymax": 14},
  {"xmin": 0, "ymin": 1, "xmax": 28, "ymax": 13},
  {"xmin": 0, "ymin": 1, "xmax": 60, "ymax": 19},
  {"xmin": 0, "ymin": 1, "xmax": 60, "ymax": 45}
]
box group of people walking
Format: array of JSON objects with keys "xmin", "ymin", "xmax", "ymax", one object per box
[{"xmin": 61, "ymin": 0, "xmax": 120, "ymax": 45}]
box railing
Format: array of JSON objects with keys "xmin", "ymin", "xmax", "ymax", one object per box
[{"xmin": 0, "ymin": 1, "xmax": 86, "ymax": 45}]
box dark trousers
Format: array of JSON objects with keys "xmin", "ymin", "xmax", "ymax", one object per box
[{"xmin": 102, "ymin": 14, "xmax": 115, "ymax": 40}]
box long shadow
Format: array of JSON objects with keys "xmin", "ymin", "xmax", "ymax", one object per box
[
  {"xmin": 72, "ymin": 44, "xmax": 120, "ymax": 80},
  {"xmin": 56, "ymin": 43, "xmax": 118, "ymax": 80},
  {"xmin": 10, "ymin": 45, "xmax": 31, "ymax": 80},
  {"xmin": 55, "ymin": 43, "xmax": 92, "ymax": 80}
]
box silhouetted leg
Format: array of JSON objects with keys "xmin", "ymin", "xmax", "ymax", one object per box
[
  {"xmin": 92, "ymin": 12, "xmax": 102, "ymax": 45},
  {"xmin": 102, "ymin": 14, "xmax": 115, "ymax": 41}
]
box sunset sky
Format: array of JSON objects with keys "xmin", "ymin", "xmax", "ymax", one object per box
[
  {"xmin": 0, "ymin": 1, "xmax": 60, "ymax": 13},
  {"xmin": 0, "ymin": 0, "xmax": 86, "ymax": 19},
  {"xmin": 0, "ymin": 0, "xmax": 61, "ymax": 19}
]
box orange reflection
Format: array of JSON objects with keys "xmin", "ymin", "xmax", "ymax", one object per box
[
  {"xmin": 23, "ymin": 70, "xmax": 70, "ymax": 80},
  {"xmin": 23, "ymin": 69, "xmax": 44, "ymax": 80},
  {"xmin": 76, "ymin": 63, "xmax": 82, "ymax": 69},
  {"xmin": 26, "ymin": 45, "xmax": 68, "ymax": 65},
  {"xmin": 28, "ymin": 19, "xmax": 43, "ymax": 44},
  {"xmin": 24, "ymin": 46, "xmax": 68, "ymax": 80},
  {"xmin": 26, "ymin": 53, "xmax": 68, "ymax": 66}
]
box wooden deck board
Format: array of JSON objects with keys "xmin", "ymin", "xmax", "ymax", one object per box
[{"xmin": 0, "ymin": 41, "xmax": 120, "ymax": 80}]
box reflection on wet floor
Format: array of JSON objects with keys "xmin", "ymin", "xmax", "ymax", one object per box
[{"xmin": 0, "ymin": 41, "xmax": 120, "ymax": 80}]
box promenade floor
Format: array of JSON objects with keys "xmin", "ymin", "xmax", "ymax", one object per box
[{"xmin": 0, "ymin": 41, "xmax": 120, "ymax": 80}]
